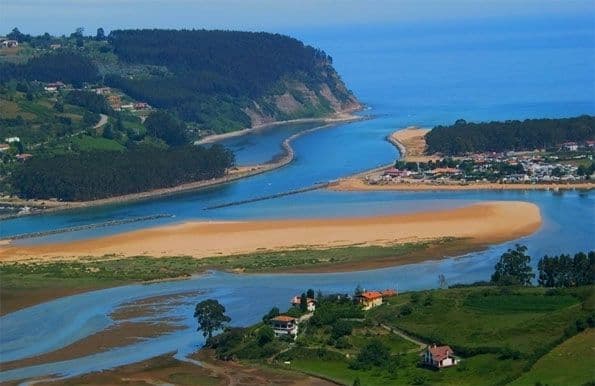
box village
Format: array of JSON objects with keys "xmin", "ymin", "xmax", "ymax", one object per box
[
  {"xmin": 0, "ymin": 78, "xmax": 153, "ymax": 165},
  {"xmin": 266, "ymin": 287, "xmax": 459, "ymax": 371},
  {"xmin": 368, "ymin": 142, "xmax": 594, "ymax": 187}
]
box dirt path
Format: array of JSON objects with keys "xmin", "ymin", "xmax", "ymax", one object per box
[
  {"xmin": 380, "ymin": 323, "xmax": 427, "ymax": 352},
  {"xmin": 94, "ymin": 113, "xmax": 108, "ymax": 129}
]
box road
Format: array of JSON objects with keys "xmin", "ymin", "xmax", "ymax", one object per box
[{"xmin": 94, "ymin": 113, "xmax": 108, "ymax": 129}]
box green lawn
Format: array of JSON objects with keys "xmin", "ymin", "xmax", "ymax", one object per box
[
  {"xmin": 71, "ymin": 135, "xmax": 125, "ymax": 152},
  {"xmin": 371, "ymin": 288, "xmax": 583, "ymax": 356},
  {"xmin": 288, "ymin": 351, "xmax": 526, "ymax": 386},
  {"xmin": 510, "ymin": 329, "xmax": 595, "ymax": 386}
]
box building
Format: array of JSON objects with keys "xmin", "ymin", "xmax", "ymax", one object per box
[
  {"xmin": 16, "ymin": 153, "xmax": 33, "ymax": 161},
  {"xmin": 356, "ymin": 291, "xmax": 383, "ymax": 310},
  {"xmin": 50, "ymin": 44, "xmax": 62, "ymax": 50},
  {"xmin": 107, "ymin": 95, "xmax": 122, "ymax": 111},
  {"xmin": 384, "ymin": 168, "xmax": 411, "ymax": 178},
  {"xmin": 133, "ymin": 102, "xmax": 149, "ymax": 110},
  {"xmin": 421, "ymin": 344, "xmax": 459, "ymax": 369},
  {"xmin": 0, "ymin": 39, "xmax": 19, "ymax": 48},
  {"xmin": 380, "ymin": 289, "xmax": 398, "ymax": 298},
  {"xmin": 291, "ymin": 296, "xmax": 316, "ymax": 312},
  {"xmin": 5, "ymin": 137, "xmax": 20, "ymax": 143},
  {"xmin": 94, "ymin": 87, "xmax": 111, "ymax": 95},
  {"xmin": 44, "ymin": 82, "xmax": 65, "ymax": 92},
  {"xmin": 0, "ymin": 143, "xmax": 10, "ymax": 152},
  {"xmin": 429, "ymin": 167, "xmax": 461, "ymax": 176},
  {"xmin": 562, "ymin": 142, "xmax": 578, "ymax": 152},
  {"xmin": 270, "ymin": 315, "xmax": 298, "ymax": 339}
]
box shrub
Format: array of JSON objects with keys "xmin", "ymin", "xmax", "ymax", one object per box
[
  {"xmin": 400, "ymin": 305, "xmax": 413, "ymax": 316},
  {"xmin": 350, "ymin": 339, "xmax": 390, "ymax": 370},
  {"xmin": 257, "ymin": 325, "xmax": 275, "ymax": 346},
  {"xmin": 331, "ymin": 320, "xmax": 353, "ymax": 340},
  {"xmin": 335, "ymin": 336, "xmax": 352, "ymax": 349}
]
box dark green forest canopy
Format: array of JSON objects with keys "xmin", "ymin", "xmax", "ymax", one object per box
[
  {"xmin": 107, "ymin": 29, "xmax": 332, "ymax": 98},
  {"xmin": 0, "ymin": 51, "xmax": 99, "ymax": 87},
  {"xmin": 10, "ymin": 145, "xmax": 234, "ymax": 201},
  {"xmin": 0, "ymin": 29, "xmax": 356, "ymax": 133},
  {"xmin": 425, "ymin": 115, "xmax": 595, "ymax": 155}
]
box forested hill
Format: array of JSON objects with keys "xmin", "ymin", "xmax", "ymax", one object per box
[
  {"xmin": 0, "ymin": 29, "xmax": 359, "ymax": 134},
  {"xmin": 105, "ymin": 29, "xmax": 360, "ymax": 132},
  {"xmin": 425, "ymin": 115, "xmax": 595, "ymax": 155}
]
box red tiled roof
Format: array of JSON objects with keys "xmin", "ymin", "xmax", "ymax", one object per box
[
  {"xmin": 381, "ymin": 289, "xmax": 397, "ymax": 297},
  {"xmin": 272, "ymin": 315, "xmax": 296, "ymax": 322},
  {"xmin": 359, "ymin": 291, "xmax": 382, "ymax": 300},
  {"xmin": 428, "ymin": 345, "xmax": 453, "ymax": 361}
]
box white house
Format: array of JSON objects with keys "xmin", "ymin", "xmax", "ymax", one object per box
[
  {"xmin": 421, "ymin": 344, "xmax": 459, "ymax": 369},
  {"xmin": 5, "ymin": 137, "xmax": 20, "ymax": 143},
  {"xmin": 291, "ymin": 295, "xmax": 316, "ymax": 312},
  {"xmin": 270, "ymin": 315, "xmax": 298, "ymax": 339},
  {"xmin": 0, "ymin": 39, "xmax": 18, "ymax": 48},
  {"xmin": 562, "ymin": 142, "xmax": 578, "ymax": 152}
]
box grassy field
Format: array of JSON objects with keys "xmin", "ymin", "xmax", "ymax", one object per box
[
  {"xmin": 280, "ymin": 286, "xmax": 593, "ymax": 386},
  {"xmin": 371, "ymin": 287, "xmax": 586, "ymax": 356},
  {"xmin": 288, "ymin": 352, "xmax": 525, "ymax": 386},
  {"xmin": 70, "ymin": 135, "xmax": 125, "ymax": 151},
  {"xmin": 510, "ymin": 329, "xmax": 595, "ymax": 386}
]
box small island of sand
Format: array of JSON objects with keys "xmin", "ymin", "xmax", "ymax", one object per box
[{"xmin": 0, "ymin": 201, "xmax": 541, "ymax": 264}]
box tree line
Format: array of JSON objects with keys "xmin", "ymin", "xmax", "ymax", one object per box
[
  {"xmin": 490, "ymin": 245, "xmax": 593, "ymax": 287},
  {"xmin": 0, "ymin": 51, "xmax": 99, "ymax": 87},
  {"xmin": 425, "ymin": 116, "xmax": 595, "ymax": 155},
  {"xmin": 537, "ymin": 252, "xmax": 593, "ymax": 287},
  {"xmin": 10, "ymin": 144, "xmax": 234, "ymax": 201},
  {"xmin": 64, "ymin": 90, "xmax": 113, "ymax": 115}
]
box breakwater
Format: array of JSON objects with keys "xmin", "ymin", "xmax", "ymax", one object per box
[
  {"xmin": 204, "ymin": 182, "xmax": 333, "ymax": 210},
  {"xmin": 3, "ymin": 214, "xmax": 174, "ymax": 241}
]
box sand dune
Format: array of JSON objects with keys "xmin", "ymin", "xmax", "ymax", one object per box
[{"xmin": 0, "ymin": 201, "xmax": 541, "ymax": 262}]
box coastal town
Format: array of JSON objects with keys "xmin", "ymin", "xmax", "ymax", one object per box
[{"xmin": 334, "ymin": 127, "xmax": 595, "ymax": 191}]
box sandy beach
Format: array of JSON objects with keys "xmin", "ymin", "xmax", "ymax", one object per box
[
  {"xmin": 0, "ymin": 201, "xmax": 541, "ymax": 262},
  {"xmin": 387, "ymin": 127, "xmax": 439, "ymax": 162},
  {"xmin": 196, "ymin": 110, "xmax": 362, "ymax": 144},
  {"xmin": 331, "ymin": 178, "xmax": 595, "ymax": 192}
]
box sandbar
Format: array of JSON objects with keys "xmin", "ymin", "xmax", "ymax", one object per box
[{"xmin": 0, "ymin": 201, "xmax": 541, "ymax": 262}]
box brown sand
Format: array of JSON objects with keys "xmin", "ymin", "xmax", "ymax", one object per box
[
  {"xmin": 389, "ymin": 127, "xmax": 439, "ymax": 162},
  {"xmin": 0, "ymin": 202, "xmax": 541, "ymax": 261},
  {"xmin": 29, "ymin": 351, "xmax": 334, "ymax": 386},
  {"xmin": 331, "ymin": 178, "xmax": 595, "ymax": 192}
]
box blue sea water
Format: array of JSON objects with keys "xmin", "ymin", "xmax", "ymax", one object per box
[{"xmin": 1, "ymin": 14, "xmax": 595, "ymax": 382}]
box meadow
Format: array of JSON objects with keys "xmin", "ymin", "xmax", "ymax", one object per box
[{"xmin": 279, "ymin": 286, "xmax": 594, "ymax": 386}]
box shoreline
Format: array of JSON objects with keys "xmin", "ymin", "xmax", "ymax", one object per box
[
  {"xmin": 0, "ymin": 111, "xmax": 364, "ymax": 220},
  {"xmin": 331, "ymin": 127, "xmax": 595, "ymax": 192},
  {"xmin": 0, "ymin": 201, "xmax": 542, "ymax": 262},
  {"xmin": 196, "ymin": 109, "xmax": 362, "ymax": 144}
]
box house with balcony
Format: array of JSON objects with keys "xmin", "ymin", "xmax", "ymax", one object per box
[{"xmin": 270, "ymin": 315, "xmax": 298, "ymax": 339}]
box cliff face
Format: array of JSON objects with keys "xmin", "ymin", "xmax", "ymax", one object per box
[{"xmin": 245, "ymin": 66, "xmax": 361, "ymax": 127}]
